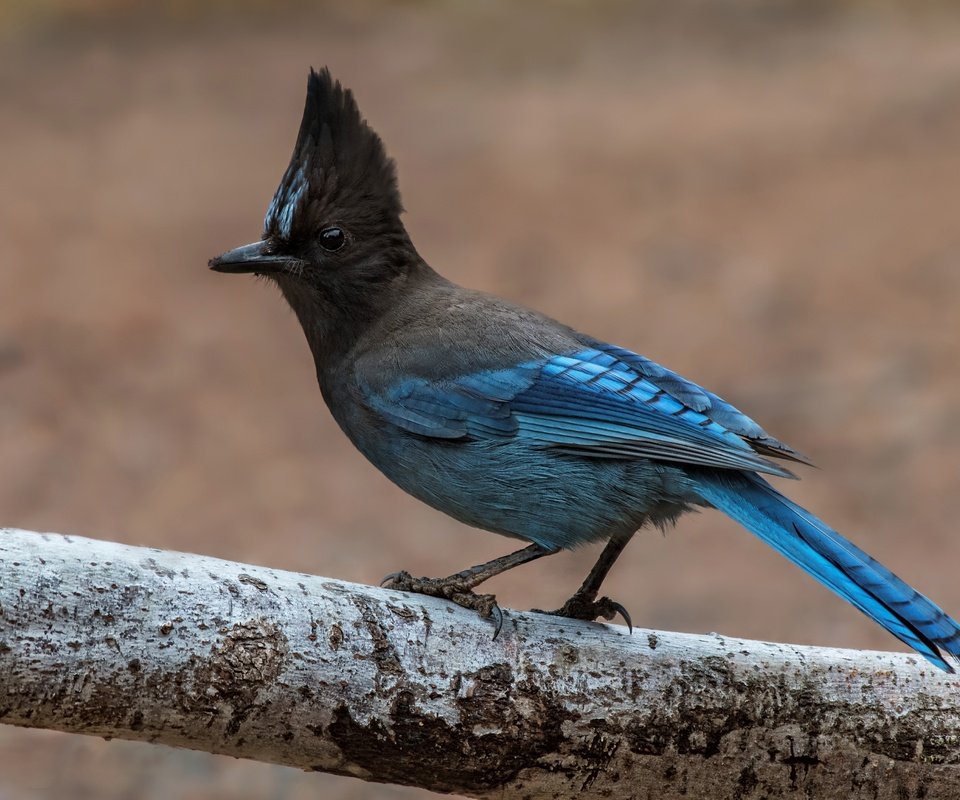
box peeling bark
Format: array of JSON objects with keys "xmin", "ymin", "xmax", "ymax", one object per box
[{"xmin": 1, "ymin": 527, "xmax": 958, "ymax": 799}]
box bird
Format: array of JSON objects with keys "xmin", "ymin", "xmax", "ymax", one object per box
[{"xmin": 210, "ymin": 67, "xmax": 960, "ymax": 672}]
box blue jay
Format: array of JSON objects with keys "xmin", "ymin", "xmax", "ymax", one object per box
[{"xmin": 210, "ymin": 68, "xmax": 960, "ymax": 672}]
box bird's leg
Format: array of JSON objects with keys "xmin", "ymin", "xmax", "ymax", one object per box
[
  {"xmin": 547, "ymin": 533, "xmax": 635, "ymax": 630},
  {"xmin": 381, "ymin": 543, "xmax": 558, "ymax": 637}
]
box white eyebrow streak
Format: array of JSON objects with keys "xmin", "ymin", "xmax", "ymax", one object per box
[{"xmin": 264, "ymin": 161, "xmax": 309, "ymax": 239}]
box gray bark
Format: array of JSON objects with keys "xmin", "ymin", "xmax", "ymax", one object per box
[{"xmin": 0, "ymin": 527, "xmax": 958, "ymax": 799}]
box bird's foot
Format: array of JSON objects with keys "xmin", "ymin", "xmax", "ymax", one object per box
[
  {"xmin": 540, "ymin": 593, "xmax": 633, "ymax": 632},
  {"xmin": 380, "ymin": 570, "xmax": 504, "ymax": 637}
]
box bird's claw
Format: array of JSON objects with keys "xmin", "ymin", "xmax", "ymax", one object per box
[
  {"xmin": 541, "ymin": 594, "xmax": 633, "ymax": 633},
  {"xmin": 379, "ymin": 570, "xmax": 410, "ymax": 588},
  {"xmin": 380, "ymin": 570, "xmax": 503, "ymax": 638},
  {"xmin": 490, "ymin": 603, "xmax": 504, "ymax": 639},
  {"xmin": 598, "ymin": 598, "xmax": 633, "ymax": 633}
]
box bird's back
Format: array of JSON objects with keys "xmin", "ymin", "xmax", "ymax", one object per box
[{"xmin": 341, "ymin": 271, "xmax": 585, "ymax": 393}]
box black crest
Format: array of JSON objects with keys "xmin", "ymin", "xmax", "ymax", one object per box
[{"xmin": 263, "ymin": 68, "xmax": 403, "ymax": 241}]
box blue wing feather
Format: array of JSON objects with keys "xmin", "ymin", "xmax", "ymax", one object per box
[
  {"xmin": 586, "ymin": 341, "xmax": 810, "ymax": 464},
  {"xmin": 367, "ymin": 346, "xmax": 799, "ymax": 477}
]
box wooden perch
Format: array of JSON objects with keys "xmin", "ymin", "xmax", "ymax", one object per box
[{"xmin": 0, "ymin": 527, "xmax": 958, "ymax": 799}]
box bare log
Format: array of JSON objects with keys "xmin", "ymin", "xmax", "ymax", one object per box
[{"xmin": 0, "ymin": 527, "xmax": 958, "ymax": 799}]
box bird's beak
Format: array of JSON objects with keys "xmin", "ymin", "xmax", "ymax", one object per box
[{"xmin": 208, "ymin": 240, "xmax": 303, "ymax": 275}]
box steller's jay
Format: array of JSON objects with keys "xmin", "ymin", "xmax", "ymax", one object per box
[{"xmin": 210, "ymin": 68, "xmax": 960, "ymax": 672}]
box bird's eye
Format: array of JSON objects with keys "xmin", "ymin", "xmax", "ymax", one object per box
[{"xmin": 320, "ymin": 226, "xmax": 346, "ymax": 252}]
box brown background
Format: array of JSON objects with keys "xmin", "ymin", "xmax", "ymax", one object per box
[{"xmin": 2, "ymin": 2, "xmax": 960, "ymax": 798}]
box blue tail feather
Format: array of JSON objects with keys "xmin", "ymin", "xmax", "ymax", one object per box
[{"xmin": 693, "ymin": 471, "xmax": 960, "ymax": 672}]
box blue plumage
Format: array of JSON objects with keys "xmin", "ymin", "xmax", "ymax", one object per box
[
  {"xmin": 210, "ymin": 67, "xmax": 960, "ymax": 672},
  {"xmin": 694, "ymin": 473, "xmax": 960, "ymax": 672},
  {"xmin": 373, "ymin": 349, "xmax": 794, "ymax": 477},
  {"xmin": 361, "ymin": 345, "xmax": 960, "ymax": 670}
]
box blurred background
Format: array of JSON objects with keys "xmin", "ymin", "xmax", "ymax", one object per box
[{"xmin": 2, "ymin": 0, "xmax": 960, "ymax": 797}]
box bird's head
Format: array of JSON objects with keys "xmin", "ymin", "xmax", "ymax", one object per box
[{"xmin": 210, "ymin": 68, "xmax": 422, "ymax": 334}]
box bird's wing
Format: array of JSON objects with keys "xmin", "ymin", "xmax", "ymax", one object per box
[
  {"xmin": 581, "ymin": 341, "xmax": 811, "ymax": 466},
  {"xmin": 364, "ymin": 346, "xmax": 806, "ymax": 478}
]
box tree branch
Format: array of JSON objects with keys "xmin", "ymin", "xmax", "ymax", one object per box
[{"xmin": 0, "ymin": 527, "xmax": 958, "ymax": 799}]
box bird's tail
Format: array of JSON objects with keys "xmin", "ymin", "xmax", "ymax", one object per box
[{"xmin": 692, "ymin": 470, "xmax": 960, "ymax": 673}]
